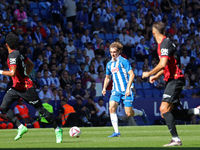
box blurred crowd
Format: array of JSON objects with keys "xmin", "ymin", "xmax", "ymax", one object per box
[{"xmin": 0, "ymin": 0, "xmax": 199, "ymax": 127}]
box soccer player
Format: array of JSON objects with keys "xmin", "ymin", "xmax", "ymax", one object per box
[
  {"xmin": 0, "ymin": 33, "xmax": 63, "ymax": 143},
  {"xmin": 142, "ymin": 21, "xmax": 200, "ymax": 146},
  {"xmin": 102, "ymin": 42, "xmax": 148, "ymax": 137}
]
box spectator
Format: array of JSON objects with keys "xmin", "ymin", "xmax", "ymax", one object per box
[
  {"xmin": 183, "ymin": 72, "xmax": 192, "ymax": 89},
  {"xmin": 34, "ymin": 71, "xmax": 44, "ymax": 90},
  {"xmin": 74, "ymin": 21, "xmax": 85, "ymax": 39},
  {"xmin": 60, "ymin": 70, "xmax": 72, "ymax": 89},
  {"xmin": 58, "ymin": 99, "xmax": 79, "ymax": 127},
  {"xmin": 103, "ymin": 7, "xmax": 115, "ymax": 23},
  {"xmin": 66, "ymin": 39, "xmax": 76, "ymax": 55},
  {"xmin": 87, "ymin": 82, "xmax": 96, "ymax": 99},
  {"xmin": 168, "ymin": 22, "xmax": 178, "ymax": 36},
  {"xmin": 76, "ymin": 5, "xmax": 89, "ymax": 26},
  {"xmin": 32, "ymin": 26, "xmax": 43, "ymax": 44},
  {"xmin": 91, "ymin": 14, "xmax": 106, "ymax": 34},
  {"xmin": 88, "ymin": 64, "xmax": 98, "ymax": 80},
  {"xmin": 58, "ymin": 89, "xmax": 65, "ymax": 100},
  {"xmin": 75, "ymin": 49, "xmax": 84, "ymax": 65},
  {"xmin": 96, "ymin": 98, "xmax": 109, "ymax": 126},
  {"xmin": 81, "ymin": 71, "xmax": 93, "ymax": 89},
  {"xmin": 14, "ymin": 5, "xmax": 27, "ymax": 22},
  {"xmin": 88, "ymin": 7, "xmax": 98, "ymax": 24},
  {"xmin": 30, "ymin": 13, "xmax": 39, "ymax": 30},
  {"xmin": 135, "ymin": 38, "xmax": 150, "ymax": 61},
  {"xmin": 85, "ymin": 97, "xmax": 100, "ymax": 126},
  {"xmin": 104, "ymin": 17, "xmax": 116, "ymax": 34},
  {"xmin": 0, "ymin": 76, "xmax": 7, "ymax": 93},
  {"xmin": 115, "ymin": 9, "xmax": 124, "ymax": 24},
  {"xmin": 50, "ymin": 70, "xmax": 60, "ymax": 89},
  {"xmin": 1, "ymin": 19, "xmax": 11, "ymax": 36},
  {"xmin": 180, "ymin": 50, "xmax": 190, "ymax": 69},
  {"xmin": 38, "ymin": 85, "xmax": 52, "ymax": 103},
  {"xmin": 190, "ymin": 73, "xmax": 198, "ymax": 89},
  {"xmin": 77, "ymin": 63, "xmax": 85, "ymax": 79},
  {"xmin": 95, "ymin": 55, "xmax": 104, "ymax": 73},
  {"xmin": 41, "ymin": 70, "xmax": 54, "ymax": 87},
  {"xmin": 73, "ymin": 98, "xmax": 91, "ymax": 126},
  {"xmin": 14, "ymin": 98, "xmax": 40, "ymax": 128},
  {"xmin": 68, "ymin": 55, "xmax": 79, "ymax": 75},
  {"xmin": 55, "ymin": 35, "xmax": 67, "ymax": 53},
  {"xmin": 174, "ymin": 30, "xmax": 185, "ymax": 44},
  {"xmin": 97, "ymin": 2, "xmax": 106, "ymax": 21},
  {"xmin": 117, "ymin": 12, "xmax": 128, "ymax": 32},
  {"xmin": 134, "ymin": 29, "xmax": 144, "ymax": 45},
  {"xmin": 81, "ymin": 29, "xmax": 91, "ymax": 46},
  {"xmin": 33, "ymin": 21, "xmax": 47, "ymax": 39},
  {"xmin": 72, "ymin": 82, "xmax": 88, "ymax": 100},
  {"xmin": 85, "ymin": 42, "xmax": 95, "ymax": 61},
  {"xmin": 51, "ymin": 0, "xmax": 61, "ymax": 25},
  {"xmin": 160, "ymin": 0, "xmax": 173, "ymax": 14},
  {"xmin": 51, "ymin": 88, "xmax": 59, "ymax": 100},
  {"xmin": 95, "ymin": 71, "xmax": 104, "ymax": 84}
]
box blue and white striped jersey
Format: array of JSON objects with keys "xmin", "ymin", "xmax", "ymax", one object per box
[{"xmin": 106, "ymin": 55, "xmax": 132, "ymax": 92}]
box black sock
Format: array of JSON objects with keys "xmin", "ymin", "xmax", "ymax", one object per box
[
  {"xmin": 163, "ymin": 112, "xmax": 178, "ymax": 137},
  {"xmin": 6, "ymin": 109, "xmax": 21, "ymax": 127}
]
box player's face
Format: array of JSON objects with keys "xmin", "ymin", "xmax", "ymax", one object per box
[{"xmin": 110, "ymin": 47, "xmax": 120, "ymax": 60}]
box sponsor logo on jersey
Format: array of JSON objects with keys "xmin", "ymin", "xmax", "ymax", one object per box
[
  {"xmin": 9, "ymin": 58, "xmax": 16, "ymax": 64},
  {"xmin": 163, "ymin": 94, "xmax": 171, "ymax": 98},
  {"xmin": 111, "ymin": 67, "xmax": 119, "ymax": 73},
  {"xmin": 161, "ymin": 48, "xmax": 169, "ymax": 56}
]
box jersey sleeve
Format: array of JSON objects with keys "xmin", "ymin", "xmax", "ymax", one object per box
[
  {"xmin": 160, "ymin": 38, "xmax": 174, "ymax": 58},
  {"xmin": 8, "ymin": 52, "xmax": 18, "ymax": 67},
  {"xmin": 122, "ymin": 59, "xmax": 132, "ymax": 73},
  {"xmin": 106, "ymin": 62, "xmax": 111, "ymax": 76}
]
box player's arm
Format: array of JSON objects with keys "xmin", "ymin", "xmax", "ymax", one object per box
[
  {"xmin": 102, "ymin": 75, "xmax": 111, "ymax": 96},
  {"xmin": 25, "ymin": 58, "xmax": 34, "ymax": 76},
  {"xmin": 0, "ymin": 66, "xmax": 16, "ymax": 77},
  {"xmin": 143, "ymin": 57, "xmax": 168, "ymax": 78},
  {"xmin": 127, "ymin": 70, "xmax": 135, "ymax": 90},
  {"xmin": 149, "ymin": 69, "xmax": 164, "ymax": 84}
]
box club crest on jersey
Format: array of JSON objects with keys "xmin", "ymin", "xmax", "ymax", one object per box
[
  {"xmin": 9, "ymin": 58, "xmax": 16, "ymax": 64},
  {"xmin": 111, "ymin": 67, "xmax": 119, "ymax": 73},
  {"xmin": 161, "ymin": 48, "xmax": 168, "ymax": 55}
]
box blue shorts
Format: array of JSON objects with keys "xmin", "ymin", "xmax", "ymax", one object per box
[{"xmin": 109, "ymin": 90, "xmax": 134, "ymax": 107}]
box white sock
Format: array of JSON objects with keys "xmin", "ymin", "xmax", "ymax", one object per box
[
  {"xmin": 110, "ymin": 113, "xmax": 119, "ymax": 133},
  {"xmin": 133, "ymin": 109, "xmax": 143, "ymax": 116},
  {"xmin": 172, "ymin": 137, "xmax": 181, "ymax": 142},
  {"xmin": 194, "ymin": 108, "xmax": 200, "ymax": 115},
  {"xmin": 18, "ymin": 124, "xmax": 23, "ymax": 129},
  {"xmin": 55, "ymin": 126, "xmax": 60, "ymax": 132}
]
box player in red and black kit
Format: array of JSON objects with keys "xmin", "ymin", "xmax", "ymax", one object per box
[
  {"xmin": 0, "ymin": 33, "xmax": 63, "ymax": 143},
  {"xmin": 142, "ymin": 21, "xmax": 200, "ymax": 147}
]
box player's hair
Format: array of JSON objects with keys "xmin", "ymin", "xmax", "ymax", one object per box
[
  {"xmin": 153, "ymin": 21, "xmax": 165, "ymax": 35},
  {"xmin": 5, "ymin": 33, "xmax": 19, "ymax": 49},
  {"xmin": 109, "ymin": 42, "xmax": 123, "ymax": 53}
]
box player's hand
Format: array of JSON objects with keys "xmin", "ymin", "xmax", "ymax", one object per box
[
  {"xmin": 149, "ymin": 76, "xmax": 158, "ymax": 83},
  {"xmin": 142, "ymin": 72, "xmax": 150, "ymax": 78},
  {"xmin": 125, "ymin": 89, "xmax": 130, "ymax": 98},
  {"xmin": 102, "ymin": 89, "xmax": 106, "ymax": 96}
]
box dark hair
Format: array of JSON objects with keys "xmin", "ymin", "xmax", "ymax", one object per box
[
  {"xmin": 98, "ymin": 98, "xmax": 104, "ymax": 102},
  {"xmin": 152, "ymin": 21, "xmax": 165, "ymax": 34},
  {"xmin": 6, "ymin": 33, "xmax": 19, "ymax": 49}
]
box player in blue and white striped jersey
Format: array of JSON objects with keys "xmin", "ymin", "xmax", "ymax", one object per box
[{"xmin": 102, "ymin": 42, "xmax": 148, "ymax": 137}]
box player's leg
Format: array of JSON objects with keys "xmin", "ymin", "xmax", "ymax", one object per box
[
  {"xmin": 108, "ymin": 91, "xmax": 121, "ymax": 137},
  {"xmin": 0, "ymin": 88, "xmax": 27, "ymax": 140},
  {"xmin": 123, "ymin": 92, "xmax": 148, "ymax": 123},
  {"xmin": 161, "ymin": 79, "xmax": 183, "ymax": 146},
  {"xmin": 20, "ymin": 86, "xmax": 62, "ymax": 143}
]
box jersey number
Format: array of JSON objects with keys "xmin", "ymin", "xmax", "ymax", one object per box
[{"xmin": 20, "ymin": 55, "xmax": 27, "ymax": 76}]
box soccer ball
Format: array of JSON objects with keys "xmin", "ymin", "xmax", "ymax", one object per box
[{"xmin": 69, "ymin": 126, "xmax": 81, "ymax": 138}]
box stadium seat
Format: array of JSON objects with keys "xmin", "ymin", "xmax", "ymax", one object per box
[
  {"xmin": 135, "ymin": 83, "xmax": 143, "ymax": 90},
  {"xmin": 144, "ymin": 89, "xmax": 153, "ymax": 98},
  {"xmin": 130, "ymin": 6, "xmax": 137, "ymax": 12},
  {"xmin": 29, "ymin": 2, "xmax": 39, "ymax": 11},
  {"xmin": 136, "ymin": 62, "xmax": 144, "ymax": 69},
  {"xmin": 98, "ymin": 33, "xmax": 105, "ymax": 40},
  {"xmin": 136, "ymin": 89, "xmax": 145, "ymax": 97},
  {"xmin": 124, "ymin": 0, "xmax": 129, "ymax": 4},
  {"xmin": 40, "ymin": 9, "xmax": 48, "ymax": 18},
  {"xmin": 105, "ymin": 33, "xmax": 113, "ymax": 40},
  {"xmin": 185, "ymin": 89, "xmax": 193, "ymax": 98},
  {"xmin": 32, "ymin": 9, "xmax": 40, "ymax": 16},
  {"xmin": 123, "ymin": 6, "xmax": 130, "ymax": 12},
  {"xmin": 153, "ymin": 89, "xmax": 161, "ymax": 97},
  {"xmin": 113, "ymin": 33, "xmax": 119, "ymax": 40},
  {"xmin": 142, "ymin": 82, "xmax": 151, "ymax": 89}
]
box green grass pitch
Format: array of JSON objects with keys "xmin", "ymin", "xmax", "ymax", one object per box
[{"xmin": 0, "ymin": 125, "xmax": 200, "ymax": 149}]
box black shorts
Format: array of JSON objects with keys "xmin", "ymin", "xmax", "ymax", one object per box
[
  {"xmin": 1, "ymin": 86, "xmax": 43, "ymax": 111},
  {"xmin": 162, "ymin": 78, "xmax": 185, "ymax": 104}
]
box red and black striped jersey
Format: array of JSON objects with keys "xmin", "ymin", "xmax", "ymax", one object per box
[
  {"xmin": 157, "ymin": 37, "xmax": 184, "ymax": 82},
  {"xmin": 7, "ymin": 50, "xmax": 34, "ymax": 91}
]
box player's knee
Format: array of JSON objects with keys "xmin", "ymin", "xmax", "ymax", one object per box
[
  {"xmin": 109, "ymin": 107, "xmax": 115, "ymax": 113},
  {"xmin": 126, "ymin": 112, "xmax": 132, "ymax": 117},
  {"xmin": 1, "ymin": 105, "xmax": 8, "ymax": 114},
  {"xmin": 159, "ymin": 106, "xmax": 168, "ymax": 114}
]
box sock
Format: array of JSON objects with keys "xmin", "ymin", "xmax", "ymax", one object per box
[
  {"xmin": 110, "ymin": 113, "xmax": 119, "ymax": 133},
  {"xmin": 55, "ymin": 126, "xmax": 60, "ymax": 132},
  {"xmin": 133, "ymin": 109, "xmax": 143, "ymax": 116},
  {"xmin": 18, "ymin": 124, "xmax": 23, "ymax": 129},
  {"xmin": 194, "ymin": 108, "xmax": 200, "ymax": 115},
  {"xmin": 172, "ymin": 137, "xmax": 181, "ymax": 142},
  {"xmin": 163, "ymin": 112, "xmax": 178, "ymax": 137}
]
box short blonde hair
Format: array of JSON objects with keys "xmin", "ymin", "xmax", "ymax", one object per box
[{"xmin": 109, "ymin": 42, "xmax": 123, "ymax": 53}]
